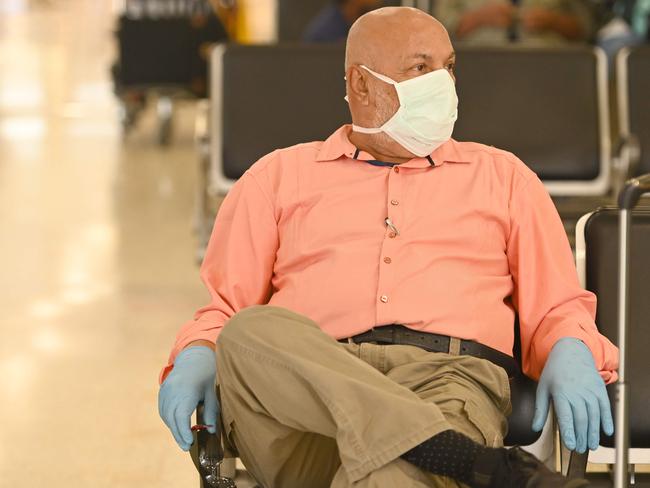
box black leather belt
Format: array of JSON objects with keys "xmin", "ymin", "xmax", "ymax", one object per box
[{"xmin": 338, "ymin": 324, "xmax": 517, "ymax": 377}]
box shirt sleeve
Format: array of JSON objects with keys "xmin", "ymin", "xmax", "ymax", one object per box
[
  {"xmin": 507, "ymin": 173, "xmax": 619, "ymax": 383},
  {"xmin": 159, "ymin": 170, "xmax": 279, "ymax": 383}
]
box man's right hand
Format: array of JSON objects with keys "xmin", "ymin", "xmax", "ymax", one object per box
[{"xmin": 158, "ymin": 345, "xmax": 219, "ymax": 451}]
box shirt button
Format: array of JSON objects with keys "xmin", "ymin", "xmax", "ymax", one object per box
[
  {"xmin": 384, "ymin": 257, "xmax": 392, "ymax": 264},
  {"xmin": 393, "ymin": 167, "xmax": 400, "ymax": 173},
  {"xmin": 380, "ymin": 295, "xmax": 389, "ymax": 303},
  {"xmin": 390, "ymin": 199, "xmax": 399, "ymax": 206},
  {"xmin": 388, "ymin": 232, "xmax": 396, "ymax": 238}
]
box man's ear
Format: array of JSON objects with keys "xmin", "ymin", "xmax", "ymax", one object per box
[{"xmin": 346, "ymin": 65, "xmax": 370, "ymax": 106}]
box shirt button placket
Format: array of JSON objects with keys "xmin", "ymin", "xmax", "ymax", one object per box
[{"xmin": 377, "ymin": 164, "xmax": 403, "ymax": 322}]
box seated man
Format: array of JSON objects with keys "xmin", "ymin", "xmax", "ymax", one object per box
[{"xmin": 159, "ymin": 7, "xmax": 618, "ymax": 488}]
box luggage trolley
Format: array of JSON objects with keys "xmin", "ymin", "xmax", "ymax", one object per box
[{"xmin": 614, "ymin": 173, "xmax": 650, "ymax": 487}]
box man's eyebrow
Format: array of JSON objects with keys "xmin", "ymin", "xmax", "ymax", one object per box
[{"xmin": 408, "ymin": 53, "xmax": 433, "ymax": 60}]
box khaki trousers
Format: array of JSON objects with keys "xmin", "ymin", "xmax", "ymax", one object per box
[{"xmin": 216, "ymin": 305, "xmax": 512, "ymax": 488}]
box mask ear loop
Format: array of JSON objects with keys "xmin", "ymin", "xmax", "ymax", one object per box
[
  {"xmin": 344, "ymin": 66, "xmax": 398, "ymax": 103},
  {"xmin": 359, "ymin": 65, "xmax": 398, "ymax": 86},
  {"xmin": 349, "ymin": 66, "xmax": 399, "ymax": 133}
]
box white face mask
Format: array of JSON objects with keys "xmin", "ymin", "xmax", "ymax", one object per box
[{"xmin": 351, "ymin": 65, "xmax": 458, "ymax": 157}]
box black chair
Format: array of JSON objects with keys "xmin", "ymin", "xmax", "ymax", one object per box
[
  {"xmin": 204, "ymin": 44, "xmax": 614, "ymax": 199},
  {"xmin": 205, "ymin": 44, "xmax": 612, "ymax": 198},
  {"xmin": 195, "ymin": 43, "xmax": 351, "ymax": 260},
  {"xmin": 616, "ymin": 45, "xmax": 650, "ymax": 178},
  {"xmin": 207, "ymin": 43, "xmax": 349, "ymax": 192},
  {"xmin": 573, "ymin": 198, "xmax": 650, "ymax": 481},
  {"xmin": 453, "ymin": 45, "xmax": 612, "ymax": 196}
]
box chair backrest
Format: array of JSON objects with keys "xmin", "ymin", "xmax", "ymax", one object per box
[
  {"xmin": 617, "ymin": 45, "xmax": 650, "ymax": 176},
  {"xmin": 277, "ymin": 0, "xmax": 332, "ymax": 41},
  {"xmin": 209, "ymin": 44, "xmax": 350, "ymax": 194},
  {"xmin": 578, "ymin": 207, "xmax": 650, "ymax": 448},
  {"xmin": 209, "ymin": 44, "xmax": 610, "ymax": 196},
  {"xmin": 504, "ymin": 317, "xmax": 546, "ymax": 447},
  {"xmin": 453, "ymin": 46, "xmax": 611, "ymax": 196}
]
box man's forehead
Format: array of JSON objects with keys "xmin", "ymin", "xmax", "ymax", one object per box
[{"xmin": 345, "ymin": 7, "xmax": 452, "ymax": 69}]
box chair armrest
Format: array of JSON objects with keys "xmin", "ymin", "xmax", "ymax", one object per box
[
  {"xmin": 615, "ymin": 134, "xmax": 641, "ymax": 181},
  {"xmin": 505, "ymin": 369, "xmax": 541, "ymax": 446},
  {"xmin": 190, "ymin": 403, "xmax": 237, "ymax": 488}
]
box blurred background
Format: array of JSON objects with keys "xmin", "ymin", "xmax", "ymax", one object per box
[{"xmin": 0, "ymin": 0, "xmax": 648, "ymax": 487}]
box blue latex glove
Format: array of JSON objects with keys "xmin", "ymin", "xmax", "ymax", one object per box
[
  {"xmin": 532, "ymin": 337, "xmax": 614, "ymax": 453},
  {"xmin": 158, "ymin": 346, "xmax": 219, "ymax": 451}
]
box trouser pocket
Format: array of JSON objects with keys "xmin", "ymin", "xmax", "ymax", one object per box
[{"xmin": 462, "ymin": 398, "xmax": 504, "ymax": 448}]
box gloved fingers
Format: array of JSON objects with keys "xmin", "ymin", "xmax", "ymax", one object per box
[
  {"xmin": 203, "ymin": 387, "xmax": 220, "ymax": 435},
  {"xmin": 570, "ymin": 398, "xmax": 589, "ymax": 454},
  {"xmin": 553, "ymin": 394, "xmax": 576, "ymax": 451},
  {"xmin": 158, "ymin": 387, "xmax": 177, "ymax": 439},
  {"xmin": 585, "ymin": 394, "xmax": 601, "ymax": 451},
  {"xmin": 532, "ymin": 384, "xmax": 550, "ymax": 432},
  {"xmin": 596, "ymin": 387, "xmax": 614, "ymax": 436},
  {"xmin": 158, "ymin": 386, "xmax": 168, "ymax": 421},
  {"xmin": 173, "ymin": 402, "xmax": 196, "ymax": 451}
]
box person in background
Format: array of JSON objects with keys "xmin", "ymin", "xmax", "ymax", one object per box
[
  {"xmin": 597, "ymin": 0, "xmax": 649, "ymax": 70},
  {"xmin": 434, "ymin": 0, "xmax": 596, "ymax": 45},
  {"xmin": 617, "ymin": 0, "xmax": 650, "ymax": 39},
  {"xmin": 303, "ymin": 0, "xmax": 384, "ymax": 43}
]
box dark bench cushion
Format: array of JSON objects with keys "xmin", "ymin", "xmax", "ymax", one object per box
[{"xmin": 453, "ymin": 46, "xmax": 602, "ymax": 182}]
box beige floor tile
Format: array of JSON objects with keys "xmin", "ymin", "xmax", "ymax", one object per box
[{"xmin": 0, "ymin": 1, "xmax": 211, "ymax": 486}]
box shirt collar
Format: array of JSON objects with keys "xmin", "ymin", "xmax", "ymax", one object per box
[{"xmin": 315, "ymin": 125, "xmax": 471, "ymax": 167}]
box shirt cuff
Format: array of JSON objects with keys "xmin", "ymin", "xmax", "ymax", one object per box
[
  {"xmin": 158, "ymin": 328, "xmax": 222, "ymax": 384},
  {"xmin": 528, "ymin": 322, "xmax": 619, "ymax": 384}
]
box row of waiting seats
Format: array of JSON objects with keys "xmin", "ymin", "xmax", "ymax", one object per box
[{"xmin": 194, "ymin": 44, "xmax": 650, "ymax": 251}]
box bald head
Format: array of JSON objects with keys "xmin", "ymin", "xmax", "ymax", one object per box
[{"xmin": 345, "ymin": 7, "xmax": 450, "ymax": 71}]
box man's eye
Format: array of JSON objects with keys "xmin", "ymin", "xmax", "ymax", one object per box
[
  {"xmin": 414, "ymin": 64, "xmax": 426, "ymax": 72},
  {"xmin": 446, "ymin": 63, "xmax": 456, "ymax": 73}
]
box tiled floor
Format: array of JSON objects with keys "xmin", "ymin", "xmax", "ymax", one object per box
[{"xmin": 0, "ymin": 1, "xmax": 209, "ymax": 486}]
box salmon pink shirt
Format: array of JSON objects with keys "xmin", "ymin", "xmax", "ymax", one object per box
[{"xmin": 161, "ymin": 126, "xmax": 618, "ymax": 384}]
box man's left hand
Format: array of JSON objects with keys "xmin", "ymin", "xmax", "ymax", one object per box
[{"xmin": 532, "ymin": 338, "xmax": 614, "ymax": 453}]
